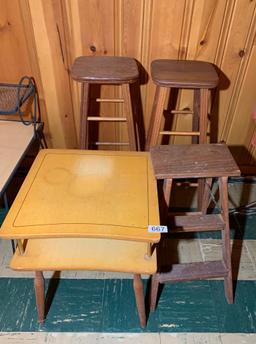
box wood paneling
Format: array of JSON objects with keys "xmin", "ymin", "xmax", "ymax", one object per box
[
  {"xmin": 28, "ymin": 0, "xmax": 77, "ymax": 148},
  {"xmin": 1, "ymin": 0, "xmax": 256, "ymax": 168},
  {"xmin": 0, "ymin": 0, "xmax": 32, "ymax": 82}
]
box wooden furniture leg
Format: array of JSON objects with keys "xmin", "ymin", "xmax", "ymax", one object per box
[
  {"xmin": 197, "ymin": 89, "xmax": 209, "ymax": 211},
  {"xmin": 34, "ymin": 271, "xmax": 45, "ymax": 323},
  {"xmin": 200, "ymin": 177, "xmax": 213, "ymax": 215},
  {"xmin": 219, "ymin": 176, "xmax": 233, "ymax": 304},
  {"xmin": 150, "ymin": 273, "xmax": 160, "ymax": 312},
  {"xmin": 162, "ymin": 178, "xmax": 172, "ymax": 221},
  {"xmin": 122, "ymin": 83, "xmax": 137, "ymax": 151},
  {"xmin": 133, "ymin": 274, "xmax": 146, "ymax": 328},
  {"xmin": 192, "ymin": 89, "xmax": 200, "ymax": 144},
  {"xmin": 199, "ymin": 89, "xmax": 208, "ymax": 144},
  {"xmin": 146, "ymin": 86, "xmax": 168, "ymax": 150},
  {"xmin": 80, "ymin": 83, "xmax": 90, "ymax": 149}
]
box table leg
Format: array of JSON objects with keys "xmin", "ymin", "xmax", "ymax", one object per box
[
  {"xmin": 34, "ymin": 271, "xmax": 45, "ymax": 323},
  {"xmin": 150, "ymin": 273, "xmax": 160, "ymax": 312},
  {"xmin": 133, "ymin": 274, "xmax": 146, "ymax": 328}
]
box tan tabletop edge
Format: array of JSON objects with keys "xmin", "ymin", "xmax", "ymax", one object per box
[{"xmin": 0, "ymin": 149, "xmax": 160, "ymax": 243}]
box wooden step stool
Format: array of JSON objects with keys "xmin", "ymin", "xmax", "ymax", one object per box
[
  {"xmin": 146, "ymin": 59, "xmax": 219, "ymax": 149},
  {"xmin": 71, "ymin": 56, "xmax": 139, "ymax": 150},
  {"xmin": 149, "ymin": 144, "xmax": 240, "ymax": 311}
]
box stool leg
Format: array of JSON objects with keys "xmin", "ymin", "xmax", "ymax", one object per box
[
  {"xmin": 192, "ymin": 89, "xmax": 200, "ymax": 144},
  {"xmin": 122, "ymin": 84, "xmax": 137, "ymax": 151},
  {"xmin": 34, "ymin": 271, "xmax": 45, "ymax": 323},
  {"xmin": 146, "ymin": 86, "xmax": 168, "ymax": 150},
  {"xmin": 198, "ymin": 88, "xmax": 208, "ymax": 144},
  {"xmin": 133, "ymin": 274, "xmax": 146, "ymax": 328},
  {"xmin": 196, "ymin": 89, "xmax": 209, "ymax": 210},
  {"xmin": 80, "ymin": 83, "xmax": 90, "ymax": 149},
  {"xmin": 150, "ymin": 273, "xmax": 160, "ymax": 312},
  {"xmin": 158, "ymin": 178, "xmax": 173, "ymax": 223},
  {"xmin": 163, "ymin": 179, "xmax": 172, "ymax": 207},
  {"xmin": 219, "ymin": 176, "xmax": 233, "ymax": 304}
]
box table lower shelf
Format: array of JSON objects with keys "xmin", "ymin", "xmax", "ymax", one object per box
[{"xmin": 10, "ymin": 237, "xmax": 156, "ymax": 274}]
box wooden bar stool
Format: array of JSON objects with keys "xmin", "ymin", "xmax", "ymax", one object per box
[
  {"xmin": 146, "ymin": 59, "xmax": 219, "ymax": 149},
  {"xmin": 149, "ymin": 144, "xmax": 240, "ymax": 311},
  {"xmin": 71, "ymin": 56, "xmax": 139, "ymax": 150}
]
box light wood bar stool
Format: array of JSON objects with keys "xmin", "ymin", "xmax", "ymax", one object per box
[
  {"xmin": 146, "ymin": 60, "xmax": 219, "ymax": 149},
  {"xmin": 71, "ymin": 56, "xmax": 139, "ymax": 150},
  {"xmin": 149, "ymin": 144, "xmax": 240, "ymax": 311}
]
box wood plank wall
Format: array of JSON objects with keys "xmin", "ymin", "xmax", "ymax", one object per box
[{"xmin": 0, "ymin": 0, "xmax": 256, "ymax": 169}]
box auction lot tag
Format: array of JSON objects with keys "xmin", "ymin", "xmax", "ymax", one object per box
[{"xmin": 148, "ymin": 225, "xmax": 168, "ymax": 233}]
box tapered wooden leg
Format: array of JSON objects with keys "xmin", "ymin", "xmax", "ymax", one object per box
[
  {"xmin": 219, "ymin": 177, "xmax": 233, "ymax": 304},
  {"xmin": 150, "ymin": 274, "xmax": 160, "ymax": 312},
  {"xmin": 163, "ymin": 179, "xmax": 172, "ymax": 207},
  {"xmin": 145, "ymin": 86, "xmax": 168, "ymax": 150},
  {"xmin": 34, "ymin": 271, "xmax": 45, "ymax": 323},
  {"xmin": 161, "ymin": 178, "xmax": 172, "ymax": 223},
  {"xmin": 133, "ymin": 274, "xmax": 146, "ymax": 328}
]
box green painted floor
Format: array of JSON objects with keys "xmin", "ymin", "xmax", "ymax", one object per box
[
  {"xmin": 0, "ymin": 278, "xmax": 255, "ymax": 333},
  {"xmin": 0, "ymin": 184, "xmax": 256, "ymax": 336}
]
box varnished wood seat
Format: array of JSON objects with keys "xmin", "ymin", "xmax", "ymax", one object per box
[
  {"xmin": 151, "ymin": 60, "xmax": 219, "ymax": 89},
  {"xmin": 71, "ymin": 56, "xmax": 139, "ymax": 150},
  {"xmin": 71, "ymin": 56, "xmax": 139, "ymax": 84},
  {"xmin": 146, "ymin": 59, "xmax": 219, "ymax": 148},
  {"xmin": 149, "ymin": 144, "xmax": 240, "ymax": 311},
  {"xmin": 11, "ymin": 237, "xmax": 156, "ymax": 327}
]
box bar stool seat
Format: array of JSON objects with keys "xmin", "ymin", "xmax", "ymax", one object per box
[
  {"xmin": 151, "ymin": 60, "xmax": 218, "ymax": 89},
  {"xmin": 71, "ymin": 56, "xmax": 139, "ymax": 150},
  {"xmin": 146, "ymin": 59, "xmax": 219, "ymax": 149},
  {"xmin": 71, "ymin": 56, "xmax": 139, "ymax": 84},
  {"xmin": 149, "ymin": 144, "xmax": 240, "ymax": 311}
]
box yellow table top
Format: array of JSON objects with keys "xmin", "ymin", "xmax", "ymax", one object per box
[{"xmin": 0, "ymin": 149, "xmax": 160, "ymax": 243}]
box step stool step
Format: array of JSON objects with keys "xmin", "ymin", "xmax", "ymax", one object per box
[
  {"xmin": 168, "ymin": 214, "xmax": 225, "ymax": 232},
  {"xmin": 158, "ymin": 260, "xmax": 228, "ymax": 283}
]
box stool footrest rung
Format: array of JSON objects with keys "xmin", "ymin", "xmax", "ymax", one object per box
[
  {"xmin": 94, "ymin": 142, "xmax": 129, "ymax": 146},
  {"xmin": 96, "ymin": 98, "xmax": 124, "ymax": 103},
  {"xmin": 170, "ymin": 110, "xmax": 193, "ymax": 115},
  {"xmin": 87, "ymin": 116, "xmax": 127, "ymax": 122},
  {"xmin": 168, "ymin": 214, "xmax": 225, "ymax": 232},
  {"xmin": 160, "ymin": 131, "xmax": 200, "ymax": 136},
  {"xmin": 158, "ymin": 261, "xmax": 228, "ymax": 283}
]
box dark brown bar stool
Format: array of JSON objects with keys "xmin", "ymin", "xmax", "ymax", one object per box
[
  {"xmin": 71, "ymin": 56, "xmax": 139, "ymax": 150},
  {"xmin": 149, "ymin": 144, "xmax": 240, "ymax": 311},
  {"xmin": 146, "ymin": 60, "xmax": 219, "ymax": 149}
]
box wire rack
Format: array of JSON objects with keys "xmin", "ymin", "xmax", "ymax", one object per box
[{"xmin": 0, "ymin": 76, "xmax": 36, "ymax": 127}]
